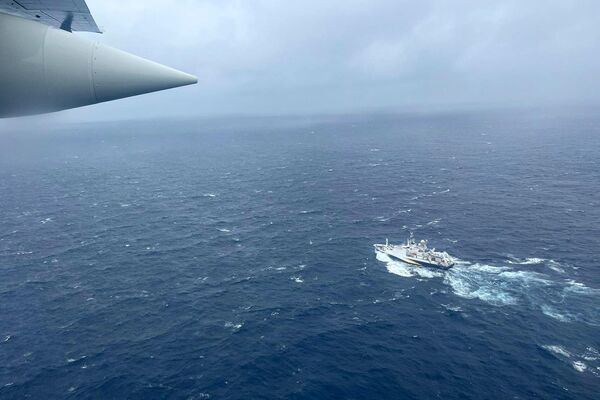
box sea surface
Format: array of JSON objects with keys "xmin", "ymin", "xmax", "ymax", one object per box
[{"xmin": 0, "ymin": 110, "xmax": 599, "ymax": 399}]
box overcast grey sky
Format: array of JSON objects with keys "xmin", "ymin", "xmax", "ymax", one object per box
[{"xmin": 59, "ymin": 0, "xmax": 600, "ymax": 120}]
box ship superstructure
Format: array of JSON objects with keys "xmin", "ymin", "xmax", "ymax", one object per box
[{"xmin": 374, "ymin": 237, "xmax": 455, "ymax": 269}]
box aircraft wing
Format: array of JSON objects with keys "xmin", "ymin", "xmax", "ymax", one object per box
[{"xmin": 0, "ymin": 0, "xmax": 100, "ymax": 33}]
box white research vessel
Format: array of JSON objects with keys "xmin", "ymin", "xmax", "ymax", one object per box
[{"xmin": 374, "ymin": 237, "xmax": 455, "ymax": 269}]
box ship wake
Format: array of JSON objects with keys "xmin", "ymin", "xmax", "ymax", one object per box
[{"xmin": 376, "ymin": 251, "xmax": 600, "ymax": 326}]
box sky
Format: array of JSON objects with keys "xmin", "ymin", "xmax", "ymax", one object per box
[{"xmin": 16, "ymin": 0, "xmax": 600, "ymax": 120}]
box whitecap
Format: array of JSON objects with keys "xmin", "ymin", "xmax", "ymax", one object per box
[
  {"xmin": 541, "ymin": 305, "xmax": 572, "ymax": 323},
  {"xmin": 291, "ymin": 276, "xmax": 304, "ymax": 283},
  {"xmin": 573, "ymin": 361, "xmax": 587, "ymax": 372},
  {"xmin": 542, "ymin": 345, "xmax": 600, "ymax": 376},
  {"xmin": 542, "ymin": 345, "xmax": 571, "ymax": 358},
  {"xmin": 562, "ymin": 281, "xmax": 600, "ymax": 304},
  {"xmin": 463, "ymin": 263, "xmax": 510, "ymax": 273},
  {"xmin": 521, "ymin": 257, "xmax": 546, "ymax": 264},
  {"xmin": 563, "ymin": 280, "xmax": 599, "ymax": 294},
  {"xmin": 217, "ymin": 228, "xmax": 231, "ymax": 232},
  {"xmin": 583, "ymin": 347, "xmax": 599, "ymax": 361},
  {"xmin": 547, "ymin": 261, "xmax": 565, "ymax": 273},
  {"xmin": 224, "ymin": 321, "xmax": 243, "ymax": 330},
  {"xmin": 498, "ymin": 270, "xmax": 552, "ymax": 285},
  {"xmin": 507, "ymin": 257, "xmax": 547, "ymax": 265},
  {"xmin": 442, "ymin": 304, "xmax": 462, "ymax": 312},
  {"xmin": 67, "ymin": 355, "xmax": 86, "ymax": 363},
  {"xmin": 564, "ymin": 279, "xmax": 584, "ymax": 287}
]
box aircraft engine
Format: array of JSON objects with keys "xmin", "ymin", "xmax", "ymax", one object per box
[{"xmin": 0, "ymin": 12, "xmax": 197, "ymax": 117}]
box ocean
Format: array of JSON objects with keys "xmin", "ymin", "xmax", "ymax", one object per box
[{"xmin": 0, "ymin": 110, "xmax": 599, "ymax": 399}]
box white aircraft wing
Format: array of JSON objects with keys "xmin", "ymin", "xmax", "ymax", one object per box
[{"xmin": 0, "ymin": 0, "xmax": 100, "ymax": 33}]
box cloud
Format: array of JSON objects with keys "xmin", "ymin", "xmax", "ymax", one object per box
[{"xmin": 60, "ymin": 0, "xmax": 600, "ymax": 119}]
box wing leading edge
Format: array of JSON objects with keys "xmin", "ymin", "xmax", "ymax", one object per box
[{"xmin": 0, "ymin": 0, "xmax": 100, "ymax": 33}]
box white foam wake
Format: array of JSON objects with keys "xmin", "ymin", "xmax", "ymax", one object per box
[
  {"xmin": 375, "ymin": 249, "xmax": 599, "ymax": 325},
  {"xmin": 376, "ymin": 252, "xmax": 442, "ymax": 279},
  {"xmin": 506, "ymin": 257, "xmax": 567, "ymax": 274},
  {"xmin": 507, "ymin": 257, "xmax": 546, "ymax": 265}
]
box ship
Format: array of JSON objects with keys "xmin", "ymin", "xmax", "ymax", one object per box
[{"xmin": 374, "ymin": 237, "xmax": 455, "ymax": 269}]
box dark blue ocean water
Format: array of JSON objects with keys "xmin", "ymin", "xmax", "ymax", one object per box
[{"xmin": 1, "ymin": 111, "xmax": 599, "ymax": 399}]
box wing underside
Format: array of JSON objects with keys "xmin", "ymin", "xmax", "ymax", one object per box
[{"xmin": 0, "ymin": 0, "xmax": 100, "ymax": 33}]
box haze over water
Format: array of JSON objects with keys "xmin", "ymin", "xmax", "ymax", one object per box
[{"xmin": 1, "ymin": 110, "xmax": 599, "ymax": 399}]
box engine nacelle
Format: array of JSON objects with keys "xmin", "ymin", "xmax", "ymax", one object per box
[{"xmin": 0, "ymin": 12, "xmax": 197, "ymax": 117}]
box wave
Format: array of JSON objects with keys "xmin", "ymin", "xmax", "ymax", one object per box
[
  {"xmin": 298, "ymin": 210, "xmax": 321, "ymax": 215},
  {"xmin": 542, "ymin": 345, "xmax": 571, "ymax": 358},
  {"xmin": 572, "ymin": 361, "xmax": 587, "ymax": 372},
  {"xmin": 224, "ymin": 321, "xmax": 243, "ymax": 331},
  {"xmin": 540, "ymin": 305, "xmax": 573, "ymax": 323},
  {"xmin": 541, "ymin": 344, "xmax": 600, "ymax": 377},
  {"xmin": 507, "ymin": 257, "xmax": 546, "ymax": 265},
  {"xmin": 444, "ymin": 265, "xmax": 519, "ymax": 306},
  {"xmin": 506, "ymin": 257, "xmax": 568, "ymax": 273},
  {"xmin": 441, "ymin": 304, "xmax": 462, "ymax": 312}
]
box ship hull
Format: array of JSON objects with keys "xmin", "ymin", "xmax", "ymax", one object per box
[
  {"xmin": 386, "ymin": 252, "xmax": 421, "ymax": 266},
  {"xmin": 390, "ymin": 253, "xmax": 453, "ymax": 269},
  {"xmin": 410, "ymin": 259, "xmax": 454, "ymax": 270}
]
